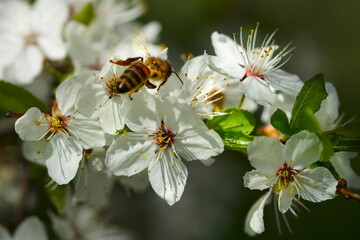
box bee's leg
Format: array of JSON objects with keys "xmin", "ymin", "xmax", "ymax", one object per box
[
  {"xmin": 157, "ymin": 77, "xmax": 169, "ymax": 91},
  {"xmin": 110, "ymin": 57, "xmax": 144, "ymax": 66},
  {"xmin": 145, "ymin": 80, "xmax": 157, "ymax": 89},
  {"xmin": 128, "ymin": 92, "xmax": 134, "ymax": 100}
]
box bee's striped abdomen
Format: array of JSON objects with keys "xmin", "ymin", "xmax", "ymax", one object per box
[{"xmin": 117, "ymin": 62, "xmax": 150, "ymax": 93}]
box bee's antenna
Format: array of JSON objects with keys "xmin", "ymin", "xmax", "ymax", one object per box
[{"xmin": 172, "ymin": 71, "xmax": 184, "ymax": 85}]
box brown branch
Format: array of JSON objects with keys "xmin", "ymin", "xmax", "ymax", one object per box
[{"xmin": 336, "ymin": 178, "xmax": 360, "ymax": 202}]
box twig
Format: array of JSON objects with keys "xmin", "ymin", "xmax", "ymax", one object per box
[{"xmin": 336, "ymin": 178, "xmax": 360, "ymax": 202}]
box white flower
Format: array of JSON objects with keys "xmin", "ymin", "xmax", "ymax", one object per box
[
  {"xmin": 105, "ymin": 96, "xmax": 224, "ymax": 205},
  {"xmin": 15, "ymin": 73, "xmax": 106, "ymax": 184},
  {"xmin": 243, "ymin": 131, "xmax": 337, "ymax": 234},
  {"xmin": 73, "ymin": 148, "xmax": 115, "ymax": 208},
  {"xmin": 49, "ymin": 192, "xmax": 133, "ymax": 240},
  {"xmin": 207, "ymin": 23, "xmax": 303, "ymax": 106},
  {"xmin": 244, "ymin": 131, "xmax": 337, "ymax": 212},
  {"xmin": 0, "ymin": 0, "xmax": 68, "ymax": 84},
  {"xmin": 315, "ymin": 83, "xmax": 360, "ymax": 188},
  {"xmin": 169, "ymin": 54, "xmax": 256, "ymax": 119},
  {"xmin": 0, "ymin": 216, "xmax": 47, "ymax": 240},
  {"xmin": 75, "ymin": 49, "xmax": 168, "ymax": 135}
]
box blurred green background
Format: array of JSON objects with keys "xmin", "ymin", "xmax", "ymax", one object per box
[{"xmin": 1, "ymin": 0, "xmax": 360, "ymax": 239}]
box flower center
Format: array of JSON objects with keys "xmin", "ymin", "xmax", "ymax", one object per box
[
  {"xmin": 24, "ymin": 32, "xmax": 38, "ymax": 46},
  {"xmin": 155, "ymin": 121, "xmax": 176, "ymax": 150},
  {"xmin": 244, "ymin": 66, "xmax": 264, "ymax": 80},
  {"xmin": 49, "ymin": 114, "xmax": 67, "ymax": 132},
  {"xmin": 273, "ymin": 162, "xmax": 300, "ymax": 194},
  {"xmin": 105, "ymin": 78, "xmax": 120, "ymax": 97}
]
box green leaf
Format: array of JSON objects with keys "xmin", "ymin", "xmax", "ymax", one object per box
[
  {"xmin": 0, "ymin": 81, "xmax": 50, "ymax": 115},
  {"xmin": 324, "ymin": 120, "xmax": 360, "ymax": 152},
  {"xmin": 47, "ymin": 185, "xmax": 67, "ymax": 215},
  {"xmin": 222, "ymin": 132, "xmax": 254, "ymax": 153},
  {"xmin": 293, "ymin": 108, "xmax": 334, "ymax": 162},
  {"xmin": 74, "ymin": 2, "xmax": 96, "ymax": 25},
  {"xmin": 206, "ymin": 108, "xmax": 256, "ymax": 153},
  {"xmin": 270, "ymin": 109, "xmax": 291, "ymax": 136},
  {"xmin": 290, "ymin": 74, "xmax": 328, "ymax": 133},
  {"xmin": 296, "ymin": 107, "xmax": 322, "ymax": 134}
]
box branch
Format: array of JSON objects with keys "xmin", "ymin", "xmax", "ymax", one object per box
[{"xmin": 336, "ymin": 178, "xmax": 360, "ymax": 202}]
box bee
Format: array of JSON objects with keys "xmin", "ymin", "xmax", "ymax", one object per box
[{"xmin": 110, "ymin": 55, "xmax": 175, "ymax": 100}]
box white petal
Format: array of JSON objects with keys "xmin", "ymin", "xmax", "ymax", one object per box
[
  {"xmin": 265, "ymin": 69, "xmax": 303, "ymax": 96},
  {"xmin": 142, "ymin": 21, "xmax": 162, "ymax": 43},
  {"xmin": 22, "ymin": 139, "xmax": 49, "ymax": 165},
  {"xmin": 297, "ymin": 168, "xmax": 338, "ymax": 203},
  {"xmin": 0, "ymin": 225, "xmax": 11, "ymax": 240},
  {"xmin": 15, "ymin": 107, "xmax": 48, "ymax": 141},
  {"xmin": 6, "ymin": 45, "xmax": 43, "ymax": 84},
  {"xmin": 105, "ymin": 134, "xmax": 155, "ymax": 176},
  {"xmin": 330, "ymin": 152, "xmax": 360, "ymax": 189},
  {"xmin": 14, "ymin": 216, "xmax": 47, "ymax": 240},
  {"xmin": 99, "ymin": 97, "xmax": 127, "ymax": 135},
  {"xmin": 157, "ymin": 48, "xmax": 168, "ymax": 60},
  {"xmin": 200, "ymin": 157, "xmax": 215, "ymax": 166},
  {"xmin": 66, "ymin": 21, "xmax": 95, "ymax": 68},
  {"xmin": 207, "ymin": 55, "xmax": 245, "ymax": 79},
  {"xmin": 247, "ymin": 136, "xmax": 285, "ymax": 174},
  {"xmin": 75, "ymin": 82, "xmax": 109, "ymax": 118},
  {"xmin": 278, "ymin": 186, "xmax": 295, "ymax": 213},
  {"xmin": 175, "ymin": 128, "xmax": 224, "ymax": 161},
  {"xmin": 284, "ymin": 130, "xmax": 322, "ymax": 170},
  {"xmin": 0, "ymin": 33, "xmax": 23, "ymax": 68},
  {"xmin": 211, "ymin": 31, "xmax": 244, "ymax": 65},
  {"xmin": 315, "ymin": 82, "xmax": 339, "ymax": 131},
  {"xmin": 45, "ymin": 133, "xmax": 83, "ymax": 185},
  {"xmin": 125, "ymin": 95, "xmax": 160, "ymax": 132},
  {"xmin": 244, "ymin": 190, "xmax": 271, "ymax": 236},
  {"xmin": 47, "ymin": 211, "xmax": 74, "ymax": 240},
  {"xmin": 73, "ymin": 149, "xmax": 115, "ymax": 208},
  {"xmin": 37, "ymin": 35, "xmax": 66, "ymax": 60},
  {"xmin": 244, "ymin": 170, "xmax": 276, "ymax": 190},
  {"xmin": 67, "ymin": 114, "xmax": 106, "ymax": 149},
  {"xmin": 239, "ymin": 76, "xmax": 277, "ymax": 106},
  {"xmin": 148, "ymin": 150, "xmax": 188, "ymax": 205},
  {"xmin": 32, "ymin": 0, "xmax": 68, "ymax": 32},
  {"xmin": 180, "ymin": 55, "xmax": 208, "ymax": 80},
  {"xmin": 56, "ymin": 72, "xmax": 98, "ymax": 114},
  {"xmin": 119, "ymin": 170, "xmax": 150, "ymax": 194}
]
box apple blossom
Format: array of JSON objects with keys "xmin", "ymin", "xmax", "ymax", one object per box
[
  {"xmin": 105, "ymin": 96, "xmax": 224, "ymax": 205},
  {"xmin": 15, "ymin": 73, "xmax": 107, "ymax": 184},
  {"xmin": 0, "ymin": 0, "xmax": 68, "ymax": 84},
  {"xmin": 207, "ymin": 23, "xmax": 303, "ymax": 106}
]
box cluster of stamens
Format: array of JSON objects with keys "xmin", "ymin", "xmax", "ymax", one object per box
[
  {"xmin": 155, "ymin": 121, "xmax": 176, "ymax": 150},
  {"xmin": 234, "ymin": 22, "xmax": 295, "ymax": 79},
  {"xmin": 273, "ymin": 162, "xmax": 300, "ymax": 194},
  {"xmin": 105, "ymin": 77, "xmax": 120, "ymax": 97}
]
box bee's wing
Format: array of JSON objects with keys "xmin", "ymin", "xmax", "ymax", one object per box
[{"xmin": 131, "ymin": 27, "xmax": 152, "ymax": 59}]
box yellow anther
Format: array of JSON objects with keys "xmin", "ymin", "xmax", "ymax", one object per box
[
  {"xmin": 124, "ymin": 136, "xmax": 128, "ymax": 139},
  {"xmin": 301, "ymin": 187, "xmax": 304, "ymax": 191},
  {"xmin": 144, "ymin": 155, "xmax": 147, "ymax": 158},
  {"xmin": 139, "ymin": 150, "xmax": 143, "ymax": 153},
  {"xmin": 171, "ymin": 165, "xmax": 174, "ymax": 168},
  {"xmin": 314, "ymin": 180, "xmax": 317, "ymax": 184}
]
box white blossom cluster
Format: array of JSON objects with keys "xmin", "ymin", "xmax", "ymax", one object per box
[{"xmin": 1, "ymin": 0, "xmax": 359, "ymax": 238}]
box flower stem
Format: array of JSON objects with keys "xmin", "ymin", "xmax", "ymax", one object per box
[
  {"xmin": 237, "ymin": 93, "xmax": 246, "ymax": 109},
  {"xmin": 336, "ymin": 178, "xmax": 360, "ymax": 202}
]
